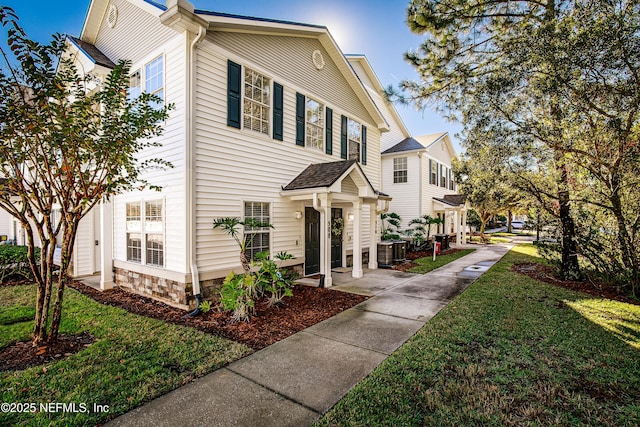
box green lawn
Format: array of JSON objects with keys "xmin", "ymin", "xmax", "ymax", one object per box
[
  {"xmin": 408, "ymin": 249, "xmax": 475, "ymax": 274},
  {"xmin": 468, "ymin": 235, "xmax": 512, "ymax": 244},
  {"xmin": 0, "ymin": 285, "xmax": 252, "ymax": 426},
  {"xmin": 317, "ymin": 244, "xmax": 640, "ymax": 426}
]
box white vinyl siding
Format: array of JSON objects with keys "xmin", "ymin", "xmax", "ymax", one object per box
[
  {"xmin": 211, "ymin": 32, "xmax": 375, "ymax": 126},
  {"xmin": 194, "ymin": 44, "xmax": 380, "ymax": 275},
  {"xmin": 93, "ymin": 0, "xmax": 175, "ymax": 67},
  {"xmin": 111, "ymin": 33, "xmax": 188, "ymax": 275}
]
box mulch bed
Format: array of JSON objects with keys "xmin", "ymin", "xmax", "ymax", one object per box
[
  {"xmin": 0, "ymin": 333, "xmax": 95, "ymax": 372},
  {"xmin": 391, "ymin": 248, "xmax": 463, "ymax": 272},
  {"xmin": 67, "ymin": 281, "xmax": 367, "ymax": 350},
  {"xmin": 512, "ymin": 262, "xmax": 639, "ymax": 306}
]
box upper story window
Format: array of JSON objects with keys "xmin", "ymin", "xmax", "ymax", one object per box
[
  {"xmin": 441, "ymin": 165, "xmax": 447, "ymax": 188},
  {"xmin": 347, "ymin": 119, "xmax": 361, "ymax": 162},
  {"xmin": 128, "ymin": 70, "xmax": 141, "ymax": 100},
  {"xmin": 243, "ymin": 68, "xmax": 271, "ymax": 135},
  {"xmin": 393, "ymin": 157, "xmax": 408, "ymax": 183},
  {"xmin": 429, "ymin": 159, "xmax": 438, "ymax": 185},
  {"xmin": 306, "ymin": 98, "xmax": 324, "ymax": 151},
  {"xmin": 129, "ymin": 55, "xmax": 164, "ymax": 110}
]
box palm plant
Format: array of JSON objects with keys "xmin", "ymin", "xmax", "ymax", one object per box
[
  {"xmin": 407, "ymin": 215, "xmax": 443, "ymax": 250},
  {"xmin": 380, "ymin": 212, "xmax": 402, "ymax": 240},
  {"xmin": 212, "ymin": 217, "xmax": 273, "ymax": 273}
]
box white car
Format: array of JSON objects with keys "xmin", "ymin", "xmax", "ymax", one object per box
[{"xmin": 511, "ymin": 220, "xmax": 524, "ymax": 230}]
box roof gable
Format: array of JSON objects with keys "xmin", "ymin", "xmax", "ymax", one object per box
[
  {"xmin": 196, "ymin": 11, "xmax": 388, "ymax": 131},
  {"xmin": 283, "ymin": 160, "xmax": 377, "ymax": 198},
  {"xmin": 381, "ymin": 137, "xmax": 425, "ymax": 155}
]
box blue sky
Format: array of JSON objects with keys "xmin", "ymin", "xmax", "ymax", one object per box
[{"xmin": 1, "ymin": 0, "xmax": 462, "ymax": 152}]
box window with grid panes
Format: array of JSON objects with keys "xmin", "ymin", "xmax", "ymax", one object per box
[
  {"xmin": 347, "ymin": 119, "xmax": 361, "ymax": 162},
  {"xmin": 126, "ymin": 203, "xmax": 142, "ymax": 263},
  {"xmin": 244, "ymin": 202, "xmax": 270, "ymax": 260},
  {"xmin": 306, "ymin": 98, "xmax": 324, "ymax": 150},
  {"xmin": 243, "ymin": 68, "xmax": 270, "ymax": 135},
  {"xmin": 125, "ymin": 200, "xmax": 164, "ymax": 266},
  {"xmin": 393, "ymin": 157, "xmax": 408, "ymax": 183},
  {"xmin": 441, "ymin": 165, "xmax": 447, "ymax": 188},
  {"xmin": 145, "ymin": 200, "xmax": 164, "ymax": 267},
  {"xmin": 430, "ymin": 159, "xmax": 438, "ymax": 185}
]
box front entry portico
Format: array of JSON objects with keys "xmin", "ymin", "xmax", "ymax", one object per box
[{"xmin": 281, "ymin": 160, "xmax": 389, "ymax": 287}]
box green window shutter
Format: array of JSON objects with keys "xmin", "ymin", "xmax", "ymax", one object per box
[
  {"xmin": 227, "ymin": 60, "xmax": 241, "ymax": 129},
  {"xmin": 340, "ymin": 115, "xmax": 348, "ymax": 159},
  {"xmin": 273, "ymin": 82, "xmax": 283, "ymax": 141},
  {"xmin": 325, "ymin": 107, "xmax": 333, "ymax": 155},
  {"xmin": 296, "ymin": 93, "xmax": 305, "ymax": 146},
  {"xmin": 361, "ymin": 125, "xmax": 367, "ymax": 165}
]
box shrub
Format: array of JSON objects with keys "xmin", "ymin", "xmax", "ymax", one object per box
[
  {"xmin": 0, "ymin": 245, "xmax": 39, "ymax": 283},
  {"xmin": 219, "ymin": 251, "xmax": 297, "ymax": 321}
]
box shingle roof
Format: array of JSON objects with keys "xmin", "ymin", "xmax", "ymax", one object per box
[
  {"xmin": 433, "ymin": 194, "xmax": 467, "ymax": 207},
  {"xmin": 67, "ymin": 36, "xmax": 115, "ymax": 69},
  {"xmin": 381, "ymin": 137, "xmax": 425, "ymax": 154},
  {"xmin": 283, "ymin": 160, "xmax": 358, "ymax": 191}
]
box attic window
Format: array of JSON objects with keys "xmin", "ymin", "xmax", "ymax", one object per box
[
  {"xmin": 107, "ymin": 5, "xmax": 118, "ymax": 28},
  {"xmin": 312, "ymin": 50, "xmax": 325, "ymax": 70}
]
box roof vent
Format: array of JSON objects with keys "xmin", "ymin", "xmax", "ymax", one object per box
[
  {"xmin": 107, "ymin": 4, "xmax": 118, "ymax": 28},
  {"xmin": 312, "ymin": 50, "xmax": 325, "ymax": 70}
]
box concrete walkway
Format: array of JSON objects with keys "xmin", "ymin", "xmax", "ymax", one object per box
[{"xmin": 106, "ymin": 243, "xmax": 511, "ymax": 427}]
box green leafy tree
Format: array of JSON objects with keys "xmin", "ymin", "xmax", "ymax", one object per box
[
  {"xmin": 0, "ymin": 8, "xmax": 172, "ymax": 345},
  {"xmin": 396, "ymin": 0, "xmax": 640, "ymax": 284}
]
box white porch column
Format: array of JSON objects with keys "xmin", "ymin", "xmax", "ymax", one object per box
[
  {"xmin": 454, "ymin": 210, "xmax": 461, "ymax": 246},
  {"xmin": 100, "ymin": 199, "xmax": 114, "ymax": 290},
  {"xmin": 368, "ymin": 202, "xmax": 378, "ymax": 269},
  {"xmin": 319, "ymin": 194, "xmax": 333, "ymax": 287},
  {"xmin": 462, "ymin": 209, "xmax": 468, "ymax": 244},
  {"xmin": 352, "ymin": 200, "xmax": 363, "ymax": 278}
]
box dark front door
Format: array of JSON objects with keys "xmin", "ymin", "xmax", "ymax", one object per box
[
  {"xmin": 305, "ymin": 207, "xmax": 320, "ymax": 275},
  {"xmin": 331, "ymin": 208, "xmax": 343, "ymax": 269}
]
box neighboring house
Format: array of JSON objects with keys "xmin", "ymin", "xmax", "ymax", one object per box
[
  {"xmin": 63, "ymin": 0, "xmax": 393, "ymax": 308},
  {"xmin": 346, "ymin": 56, "xmax": 468, "ymax": 244}
]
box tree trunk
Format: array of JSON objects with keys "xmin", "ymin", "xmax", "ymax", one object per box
[
  {"xmin": 610, "ymin": 189, "xmax": 640, "ymax": 296},
  {"xmin": 558, "ymin": 189, "xmax": 580, "ymax": 280},
  {"xmin": 48, "ymin": 219, "xmax": 78, "ymax": 343},
  {"xmin": 240, "ymin": 250, "xmax": 251, "ymax": 273}
]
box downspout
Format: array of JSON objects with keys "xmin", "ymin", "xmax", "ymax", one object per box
[{"xmin": 183, "ymin": 25, "xmax": 206, "ymax": 318}]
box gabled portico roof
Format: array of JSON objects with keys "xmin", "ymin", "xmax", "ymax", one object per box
[
  {"xmin": 433, "ymin": 194, "xmax": 467, "ymax": 208},
  {"xmin": 281, "ymin": 159, "xmax": 379, "ymax": 199}
]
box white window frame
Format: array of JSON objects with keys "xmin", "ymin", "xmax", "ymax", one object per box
[
  {"xmin": 441, "ymin": 165, "xmax": 447, "ymax": 188},
  {"xmin": 347, "ymin": 118, "xmax": 361, "ymax": 162},
  {"xmin": 243, "ymin": 201, "xmax": 271, "ymax": 261},
  {"xmin": 243, "ymin": 67, "xmax": 271, "ymax": 135},
  {"xmin": 430, "ymin": 159, "xmax": 438, "ymax": 185},
  {"xmin": 393, "ymin": 157, "xmax": 408, "ymax": 183},
  {"xmin": 125, "ymin": 199, "xmax": 165, "ymax": 267},
  {"xmin": 306, "ymin": 97, "xmax": 324, "ymax": 151},
  {"xmin": 129, "ymin": 54, "xmax": 164, "ymax": 109}
]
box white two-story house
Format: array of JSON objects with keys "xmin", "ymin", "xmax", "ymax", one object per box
[
  {"xmin": 63, "ymin": 0, "xmax": 392, "ymax": 308},
  {"xmin": 345, "ymin": 55, "xmax": 467, "ymax": 244}
]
